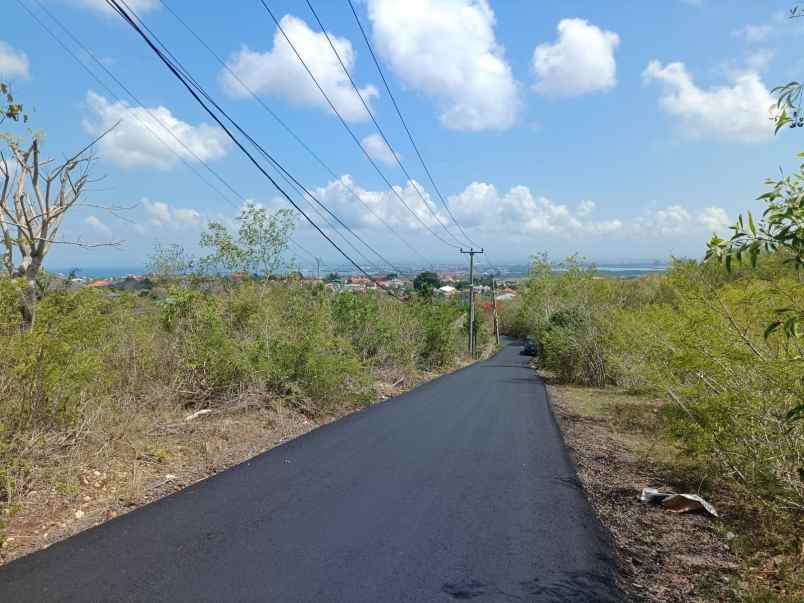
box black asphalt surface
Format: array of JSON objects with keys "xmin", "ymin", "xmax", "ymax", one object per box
[{"xmin": 0, "ymin": 341, "xmax": 619, "ymax": 602}]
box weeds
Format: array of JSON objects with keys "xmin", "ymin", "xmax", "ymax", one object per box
[{"xmin": 0, "ymin": 280, "xmax": 473, "ymax": 505}]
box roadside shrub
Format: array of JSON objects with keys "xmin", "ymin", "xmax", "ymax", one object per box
[
  {"xmin": 0, "ymin": 277, "xmax": 467, "ymax": 502},
  {"xmin": 414, "ymin": 298, "xmax": 462, "ymax": 369},
  {"xmin": 517, "ymin": 254, "xmax": 804, "ymax": 515}
]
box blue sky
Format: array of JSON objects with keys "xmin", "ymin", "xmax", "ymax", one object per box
[{"xmin": 2, "ymin": 0, "xmax": 803, "ymax": 271}]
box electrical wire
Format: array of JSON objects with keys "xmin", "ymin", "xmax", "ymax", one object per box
[
  {"xmin": 105, "ymin": 0, "xmax": 404, "ymax": 299},
  {"xmin": 158, "ymin": 0, "xmax": 432, "ymax": 271},
  {"xmin": 19, "ymin": 0, "xmax": 320, "ymax": 272},
  {"xmin": 258, "ymin": 0, "xmax": 461, "ymax": 251},
  {"xmin": 345, "ymin": 0, "xmax": 504, "ymax": 275},
  {"xmin": 114, "ymin": 0, "xmax": 402, "ymax": 275},
  {"xmin": 305, "ymin": 0, "xmax": 466, "ymax": 249}
]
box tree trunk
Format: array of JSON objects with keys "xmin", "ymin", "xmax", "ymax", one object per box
[{"xmin": 20, "ymin": 275, "xmax": 36, "ymax": 330}]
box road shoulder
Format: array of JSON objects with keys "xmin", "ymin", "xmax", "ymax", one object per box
[{"xmin": 546, "ymin": 379, "xmax": 738, "ymax": 602}]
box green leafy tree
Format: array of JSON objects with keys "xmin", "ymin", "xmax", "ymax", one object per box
[
  {"xmin": 413, "ymin": 271, "xmax": 441, "ymax": 291},
  {"xmin": 771, "ymin": 82, "xmax": 804, "ymax": 133},
  {"xmin": 200, "ymin": 203, "xmax": 294, "ymax": 277},
  {"xmin": 706, "ymin": 158, "xmax": 804, "ymax": 422},
  {"xmin": 147, "ymin": 243, "xmax": 196, "ymax": 280}
]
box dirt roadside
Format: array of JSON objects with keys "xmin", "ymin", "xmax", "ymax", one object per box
[{"xmin": 547, "ymin": 380, "xmax": 739, "ymax": 602}]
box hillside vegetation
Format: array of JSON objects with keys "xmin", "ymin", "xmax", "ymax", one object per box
[
  {"xmin": 500, "ymin": 253, "xmax": 803, "ymax": 598},
  {"xmin": 0, "ymin": 280, "xmax": 483, "ymax": 516}
]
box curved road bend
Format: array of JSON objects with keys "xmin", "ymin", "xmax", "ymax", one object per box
[{"xmin": 0, "ymin": 341, "xmax": 619, "ymax": 602}]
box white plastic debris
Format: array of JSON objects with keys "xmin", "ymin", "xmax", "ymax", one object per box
[
  {"xmin": 185, "ymin": 409, "xmax": 213, "ymax": 421},
  {"xmin": 639, "ymin": 487, "xmax": 718, "ymax": 517}
]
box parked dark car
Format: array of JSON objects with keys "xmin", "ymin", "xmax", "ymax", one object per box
[{"xmin": 522, "ymin": 338, "xmax": 539, "ymax": 356}]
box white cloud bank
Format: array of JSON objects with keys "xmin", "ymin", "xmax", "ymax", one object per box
[
  {"xmin": 0, "ymin": 41, "xmax": 30, "ymax": 79},
  {"xmin": 310, "ymin": 175, "xmax": 445, "ymax": 232},
  {"xmin": 366, "ymin": 0, "xmax": 520, "ymax": 131},
  {"xmin": 642, "ymin": 60, "xmax": 774, "ymax": 142},
  {"xmin": 297, "ymin": 176, "xmax": 730, "ymax": 243},
  {"xmin": 532, "ymin": 19, "xmax": 620, "ymax": 97},
  {"xmin": 220, "ymin": 15, "xmax": 377, "ymax": 123},
  {"xmin": 448, "ymin": 183, "xmax": 623, "ymax": 235},
  {"xmin": 633, "ymin": 204, "xmax": 731, "ymax": 236},
  {"xmin": 83, "ymin": 91, "xmax": 231, "ymax": 169}
]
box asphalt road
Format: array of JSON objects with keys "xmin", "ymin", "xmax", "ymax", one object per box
[{"xmin": 0, "ymin": 341, "xmax": 619, "ymax": 602}]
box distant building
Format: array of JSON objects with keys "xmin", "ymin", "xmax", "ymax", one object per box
[
  {"xmin": 437, "ymin": 285, "xmax": 457, "ymax": 296},
  {"xmin": 495, "ymin": 293, "xmax": 516, "ymax": 301},
  {"xmin": 87, "ymin": 279, "xmax": 114, "ymax": 289}
]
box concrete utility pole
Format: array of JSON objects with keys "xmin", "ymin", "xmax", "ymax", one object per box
[
  {"xmin": 460, "ymin": 248, "xmax": 483, "ymax": 357},
  {"xmin": 491, "ymin": 276, "xmax": 500, "ymax": 345}
]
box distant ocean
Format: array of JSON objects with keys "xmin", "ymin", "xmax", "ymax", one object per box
[{"xmin": 49, "ymin": 267, "xmax": 147, "ymax": 279}]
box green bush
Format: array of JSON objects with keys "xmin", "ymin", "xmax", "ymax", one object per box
[
  {"xmin": 516, "ymin": 254, "xmax": 804, "ymax": 514},
  {"xmin": 0, "ymin": 278, "xmax": 469, "ymax": 501}
]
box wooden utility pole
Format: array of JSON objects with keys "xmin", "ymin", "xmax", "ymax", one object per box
[{"xmin": 460, "ymin": 248, "xmax": 483, "ymax": 357}]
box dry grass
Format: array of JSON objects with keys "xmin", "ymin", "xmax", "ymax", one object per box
[
  {"xmin": 0, "ymin": 361, "xmax": 474, "ymax": 565},
  {"xmin": 546, "ymin": 375, "xmax": 804, "ymax": 602}
]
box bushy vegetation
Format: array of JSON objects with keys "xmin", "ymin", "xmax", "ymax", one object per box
[
  {"xmin": 505, "ymin": 252, "xmax": 803, "ymax": 584},
  {"xmin": 0, "ymin": 280, "xmax": 467, "ymax": 503}
]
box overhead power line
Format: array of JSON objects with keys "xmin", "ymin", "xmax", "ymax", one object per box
[
  {"xmin": 305, "ymin": 0, "xmax": 467, "ymax": 249},
  {"xmin": 344, "ymin": 0, "xmax": 510, "ymax": 273},
  {"xmin": 157, "ymin": 0, "xmax": 429, "ymax": 271},
  {"xmin": 104, "ymin": 0, "xmax": 403, "ymax": 298},
  {"xmin": 116, "ymin": 0, "xmax": 402, "ymax": 276},
  {"xmin": 345, "ymin": 0, "xmax": 482, "ymax": 250},
  {"xmin": 258, "ymin": 0, "xmax": 461, "ymax": 251},
  {"xmin": 19, "ymin": 0, "xmax": 320, "ymax": 270}
]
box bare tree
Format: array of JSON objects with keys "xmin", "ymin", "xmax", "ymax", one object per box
[{"xmin": 0, "ymin": 113, "xmax": 118, "ymax": 328}]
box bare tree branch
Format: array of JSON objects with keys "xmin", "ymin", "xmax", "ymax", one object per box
[{"xmin": 0, "ymin": 120, "xmax": 120, "ymax": 327}]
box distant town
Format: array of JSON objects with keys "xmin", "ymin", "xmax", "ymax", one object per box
[{"xmin": 46, "ymin": 260, "xmax": 669, "ymax": 299}]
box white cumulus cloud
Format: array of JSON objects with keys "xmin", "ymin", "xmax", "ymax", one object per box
[
  {"xmin": 293, "ymin": 175, "xmax": 732, "ymax": 252},
  {"xmin": 698, "ymin": 206, "xmax": 732, "ymax": 233},
  {"xmin": 143, "ymin": 199, "xmax": 172, "ymax": 226},
  {"xmin": 220, "ymin": 15, "xmax": 377, "ymax": 123},
  {"xmin": 84, "ymin": 215, "xmax": 112, "ymax": 236},
  {"xmin": 0, "ymin": 41, "xmax": 30, "ymax": 79},
  {"xmin": 141, "ymin": 199, "xmax": 205, "ymax": 229},
  {"xmin": 366, "ymin": 0, "xmax": 520, "ymax": 131},
  {"xmin": 532, "ymin": 18, "xmax": 620, "ymax": 97},
  {"xmin": 83, "ymin": 91, "xmax": 231, "ymax": 170},
  {"xmin": 311, "ymin": 175, "xmax": 445, "ymax": 232},
  {"xmin": 361, "ymin": 134, "xmax": 399, "ymax": 166},
  {"xmin": 642, "ymin": 60, "xmax": 774, "ymax": 142}
]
